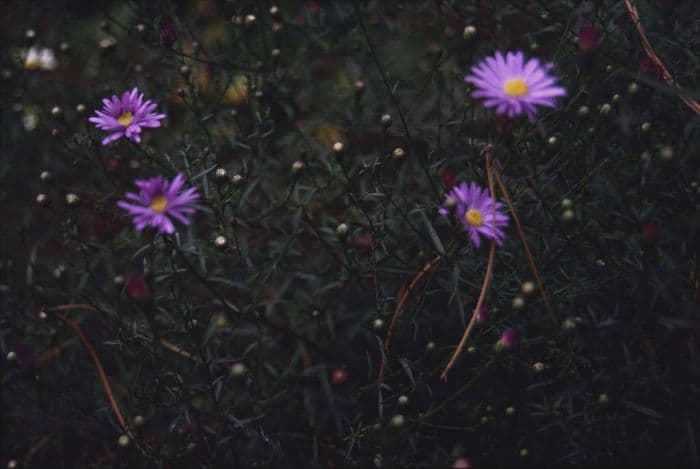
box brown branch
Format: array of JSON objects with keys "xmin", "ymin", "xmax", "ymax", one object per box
[
  {"xmin": 379, "ymin": 255, "xmax": 442, "ymax": 381},
  {"xmin": 623, "ymin": 0, "xmax": 700, "ymax": 115},
  {"xmin": 439, "ymin": 148, "xmax": 498, "ymax": 380},
  {"xmin": 491, "ymin": 166, "xmax": 553, "ymax": 316}
]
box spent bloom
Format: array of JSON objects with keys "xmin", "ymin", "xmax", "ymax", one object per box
[
  {"xmin": 117, "ymin": 173, "xmax": 199, "ymax": 234},
  {"xmin": 439, "ymin": 181, "xmax": 509, "ymax": 248},
  {"xmin": 89, "ymin": 87, "xmax": 166, "ymax": 145},
  {"xmin": 465, "ymin": 51, "xmax": 566, "ymax": 120}
]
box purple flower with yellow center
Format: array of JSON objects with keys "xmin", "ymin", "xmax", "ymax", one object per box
[
  {"xmin": 439, "ymin": 181, "xmax": 509, "ymax": 248},
  {"xmin": 117, "ymin": 173, "xmax": 199, "ymax": 234},
  {"xmin": 89, "ymin": 87, "xmax": 166, "ymax": 145},
  {"xmin": 465, "ymin": 51, "xmax": 566, "ymax": 120}
]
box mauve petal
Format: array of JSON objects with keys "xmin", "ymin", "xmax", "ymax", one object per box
[{"xmin": 102, "ymin": 131, "xmax": 124, "ymax": 145}]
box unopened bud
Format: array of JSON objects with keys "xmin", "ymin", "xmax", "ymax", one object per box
[
  {"xmin": 214, "ymin": 235, "xmax": 227, "ymax": 249},
  {"xmin": 521, "ymin": 281, "xmax": 536, "ymax": 295},
  {"xmin": 640, "ymin": 122, "xmax": 651, "ymax": 133},
  {"xmin": 336, "ymin": 223, "xmax": 349, "ymax": 237},
  {"xmin": 232, "ymin": 174, "xmax": 244, "ymax": 185},
  {"xmin": 532, "ymin": 362, "xmax": 545, "ymax": 373},
  {"xmin": 36, "ymin": 193, "xmax": 49, "ymax": 206},
  {"xmin": 75, "ymin": 103, "xmax": 86, "ymax": 113},
  {"xmin": 397, "ymin": 395, "xmax": 409, "ymax": 406},
  {"xmin": 512, "ymin": 296, "xmax": 525, "ymax": 310},
  {"xmin": 392, "ymin": 147, "xmax": 406, "ymax": 159},
  {"xmin": 598, "ymin": 393, "xmax": 609, "ymax": 404},
  {"xmin": 627, "ymin": 82, "xmax": 639, "ymax": 95},
  {"xmin": 599, "ymin": 103, "xmax": 611, "ymax": 115},
  {"xmin": 372, "ymin": 318, "xmax": 384, "ymax": 330},
  {"xmin": 380, "ymin": 113, "xmax": 392, "ymax": 129},
  {"xmin": 244, "ymin": 14, "xmax": 256, "ymax": 26},
  {"xmin": 214, "ymin": 167, "xmax": 228, "ymax": 181},
  {"xmin": 577, "ymin": 105, "xmax": 590, "ymax": 117},
  {"xmin": 231, "ymin": 362, "xmax": 248, "ymax": 376},
  {"xmin": 51, "ymin": 106, "xmax": 61, "ymax": 116},
  {"xmin": 40, "ymin": 171, "xmax": 51, "ymax": 181},
  {"xmin": 65, "ymin": 193, "xmax": 80, "ymax": 206},
  {"xmin": 462, "ymin": 25, "xmax": 477, "ymax": 40},
  {"xmin": 292, "ymin": 160, "xmax": 304, "ymax": 173},
  {"xmin": 332, "ymin": 141, "xmax": 344, "ymax": 154},
  {"xmin": 389, "ymin": 414, "xmax": 405, "ymax": 428}
]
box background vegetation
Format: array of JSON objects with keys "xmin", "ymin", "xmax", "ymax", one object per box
[{"xmin": 2, "ymin": 0, "xmax": 699, "ymax": 466}]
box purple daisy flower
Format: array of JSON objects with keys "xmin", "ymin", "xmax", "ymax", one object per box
[
  {"xmin": 465, "ymin": 51, "xmax": 566, "ymax": 120},
  {"xmin": 117, "ymin": 173, "xmax": 200, "ymax": 234},
  {"xmin": 89, "ymin": 87, "xmax": 166, "ymax": 145},
  {"xmin": 439, "ymin": 181, "xmax": 509, "ymax": 248}
]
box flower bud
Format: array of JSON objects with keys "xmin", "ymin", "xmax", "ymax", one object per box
[
  {"xmin": 232, "ymin": 174, "xmax": 244, "ymax": 185},
  {"xmin": 532, "ymin": 361, "xmax": 545, "ymax": 373},
  {"xmin": 627, "ymin": 82, "xmax": 639, "ymax": 95},
  {"xmin": 292, "ymin": 160, "xmax": 304, "ymax": 173},
  {"xmin": 372, "ymin": 318, "xmax": 384, "ymax": 330},
  {"xmin": 65, "ymin": 193, "xmax": 80, "ymax": 206},
  {"xmin": 373, "ymin": 454, "xmax": 383, "ymax": 468},
  {"xmin": 560, "ymin": 209, "xmax": 575, "ymax": 222},
  {"xmin": 117, "ymin": 435, "xmax": 130, "ymax": 447},
  {"xmin": 577, "ymin": 105, "xmax": 590, "ymax": 117},
  {"xmin": 467, "ymin": 345, "xmax": 477, "ymax": 354},
  {"xmin": 354, "ymin": 80, "xmax": 366, "ymax": 93},
  {"xmin": 214, "ymin": 167, "xmax": 228, "ymax": 182},
  {"xmin": 599, "ymin": 103, "xmax": 611, "ymax": 116},
  {"xmin": 6, "ymin": 351, "xmax": 17, "ymax": 362},
  {"xmin": 214, "ymin": 235, "xmax": 228, "ymax": 249},
  {"xmin": 125, "ymin": 274, "xmax": 150, "ymax": 300},
  {"xmin": 336, "ymin": 222, "xmax": 349, "ymax": 237},
  {"xmin": 244, "ymin": 14, "xmax": 257, "ymax": 27},
  {"xmin": 519, "ymin": 448, "xmax": 529, "ymax": 458},
  {"xmin": 269, "ymin": 5, "xmax": 280, "ymax": 16},
  {"xmin": 640, "ymin": 122, "xmax": 651, "ymax": 133},
  {"xmin": 659, "ymin": 145, "xmax": 674, "ymax": 161},
  {"xmin": 452, "ymin": 457, "xmax": 472, "ymax": 468},
  {"xmin": 598, "ymin": 393, "xmax": 609, "ymax": 405},
  {"xmin": 380, "ymin": 113, "xmax": 392, "ymax": 129},
  {"xmin": 332, "ymin": 141, "xmax": 345, "ymax": 155},
  {"xmin": 521, "ymin": 281, "xmax": 536, "ymax": 295},
  {"xmin": 36, "ymin": 193, "xmax": 49, "ymax": 206},
  {"xmin": 51, "ymin": 106, "xmax": 61, "ymax": 116},
  {"xmin": 389, "ymin": 414, "xmax": 405, "ymax": 428},
  {"xmin": 577, "ymin": 25, "xmax": 600, "ymax": 53},
  {"xmin": 397, "ymin": 395, "xmax": 409, "ymax": 406},
  {"xmin": 231, "ymin": 362, "xmax": 248, "ymax": 376},
  {"xmin": 392, "ymin": 147, "xmax": 406, "ymax": 159},
  {"xmin": 512, "ymin": 296, "xmax": 525, "ymax": 310},
  {"xmin": 426, "ymin": 341, "xmax": 435, "ymax": 351},
  {"xmin": 133, "ymin": 415, "xmax": 145, "ymax": 427},
  {"xmin": 505, "ymin": 406, "xmax": 515, "ymax": 416},
  {"xmin": 331, "ymin": 367, "xmax": 348, "ymax": 385},
  {"xmin": 462, "ymin": 25, "xmax": 477, "ymax": 40}
]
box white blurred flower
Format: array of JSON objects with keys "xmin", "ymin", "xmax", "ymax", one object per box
[
  {"xmin": 22, "ymin": 111, "xmax": 38, "ymax": 131},
  {"xmin": 24, "ymin": 46, "xmax": 57, "ymax": 71}
]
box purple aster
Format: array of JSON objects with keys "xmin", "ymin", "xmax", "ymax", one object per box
[
  {"xmin": 89, "ymin": 87, "xmax": 166, "ymax": 145},
  {"xmin": 439, "ymin": 181, "xmax": 509, "ymax": 248},
  {"xmin": 117, "ymin": 173, "xmax": 200, "ymax": 234},
  {"xmin": 465, "ymin": 51, "xmax": 566, "ymax": 120}
]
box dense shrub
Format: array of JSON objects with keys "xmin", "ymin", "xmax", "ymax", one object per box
[{"xmin": 2, "ymin": 0, "xmax": 699, "ymax": 466}]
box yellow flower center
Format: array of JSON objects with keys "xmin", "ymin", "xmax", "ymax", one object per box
[
  {"xmin": 150, "ymin": 195, "xmax": 168, "ymax": 213},
  {"xmin": 117, "ymin": 111, "xmax": 134, "ymax": 126},
  {"xmin": 465, "ymin": 208, "xmax": 483, "ymax": 227},
  {"xmin": 503, "ymin": 78, "xmax": 529, "ymax": 97}
]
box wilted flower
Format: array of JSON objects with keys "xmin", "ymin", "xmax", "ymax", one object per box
[
  {"xmin": 439, "ymin": 181, "xmax": 509, "ymax": 248},
  {"xmin": 495, "ymin": 328, "xmax": 518, "ymax": 351},
  {"xmin": 117, "ymin": 173, "xmax": 200, "ymax": 234},
  {"xmin": 578, "ymin": 24, "xmax": 601, "ymax": 52},
  {"xmin": 89, "ymin": 88, "xmax": 166, "ymax": 145},
  {"xmin": 24, "ymin": 46, "xmax": 57, "ymax": 71},
  {"xmin": 125, "ymin": 274, "xmax": 150, "ymax": 300},
  {"xmin": 465, "ymin": 51, "xmax": 566, "ymax": 120}
]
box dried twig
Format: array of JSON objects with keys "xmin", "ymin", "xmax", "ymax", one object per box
[{"xmin": 623, "ymin": 0, "xmax": 700, "ymax": 115}]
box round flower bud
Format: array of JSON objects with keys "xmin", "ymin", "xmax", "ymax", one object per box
[
  {"xmin": 179, "ymin": 65, "xmax": 190, "ymax": 76},
  {"xmin": 598, "ymin": 393, "xmax": 609, "ymax": 405},
  {"xmin": 331, "ymin": 367, "xmax": 348, "ymax": 385},
  {"xmin": 640, "ymin": 151, "xmax": 651, "ymax": 162},
  {"xmin": 51, "ymin": 128, "xmax": 60, "ymax": 137},
  {"xmin": 176, "ymin": 87, "xmax": 186, "ymax": 98},
  {"xmin": 560, "ymin": 209, "xmax": 575, "ymax": 222},
  {"xmin": 65, "ymin": 193, "xmax": 80, "ymax": 206},
  {"xmin": 640, "ymin": 122, "xmax": 651, "ymax": 133},
  {"xmin": 117, "ymin": 434, "xmax": 130, "ymax": 447},
  {"xmin": 26, "ymin": 29, "xmax": 36, "ymax": 39},
  {"xmin": 577, "ymin": 105, "xmax": 590, "ymax": 117},
  {"xmin": 426, "ymin": 341, "xmax": 435, "ymax": 352},
  {"xmin": 254, "ymin": 90, "xmax": 264, "ymax": 99},
  {"xmin": 595, "ymin": 258, "xmax": 606, "ymax": 267},
  {"xmin": 546, "ymin": 136, "xmax": 558, "ymax": 148},
  {"xmin": 611, "ymin": 93, "xmax": 620, "ymax": 103},
  {"xmin": 332, "ymin": 141, "xmax": 345, "ymax": 155},
  {"xmin": 136, "ymin": 23, "xmax": 146, "ymax": 33},
  {"xmin": 372, "ymin": 318, "xmax": 384, "ymax": 330},
  {"xmin": 389, "ymin": 414, "xmax": 405, "ymax": 428},
  {"xmin": 380, "ymin": 113, "xmax": 392, "ymax": 129},
  {"xmin": 53, "ymin": 265, "xmax": 66, "ymax": 279},
  {"xmin": 271, "ymin": 22, "xmax": 283, "ymax": 33},
  {"xmin": 561, "ymin": 318, "xmax": 577, "ymax": 331},
  {"xmin": 336, "ymin": 222, "xmax": 349, "ymax": 237},
  {"xmin": 373, "ymin": 454, "xmax": 383, "ymax": 468},
  {"xmin": 529, "ymin": 41, "xmax": 539, "ymax": 51},
  {"xmin": 561, "ymin": 198, "xmax": 574, "ymax": 209},
  {"xmin": 599, "ymin": 103, "xmax": 611, "ymax": 116},
  {"xmin": 512, "ymin": 296, "xmax": 525, "ymax": 310},
  {"xmin": 113, "ymin": 275, "xmax": 124, "ymax": 286},
  {"xmin": 133, "ymin": 415, "xmax": 145, "ymax": 427},
  {"xmin": 73, "ymin": 103, "xmax": 85, "ymax": 114},
  {"xmin": 521, "ymin": 281, "xmax": 536, "ymax": 296},
  {"xmin": 39, "ymin": 310, "xmax": 48, "ymax": 320},
  {"xmin": 269, "ymin": 5, "xmax": 280, "ymax": 16},
  {"xmin": 40, "ymin": 170, "xmax": 51, "ymax": 182},
  {"xmin": 627, "ymin": 82, "xmax": 639, "ymax": 95},
  {"xmin": 231, "ymin": 362, "xmax": 248, "ymax": 376},
  {"xmin": 505, "ymin": 406, "xmax": 515, "ymax": 416},
  {"xmin": 7, "ymin": 460, "xmax": 18, "ymax": 469},
  {"xmin": 232, "ymin": 174, "xmax": 244, "ymax": 185},
  {"xmin": 271, "ymin": 48, "xmax": 280, "ymax": 58},
  {"xmin": 354, "ymin": 80, "xmax": 366, "ymax": 93},
  {"xmin": 605, "ymin": 64, "xmax": 613, "ymax": 73},
  {"xmin": 292, "ymin": 160, "xmax": 304, "ymax": 173},
  {"xmin": 392, "ymin": 147, "xmax": 406, "ymax": 159},
  {"xmin": 462, "ymin": 25, "xmax": 477, "ymax": 40},
  {"xmin": 214, "ymin": 167, "xmax": 228, "ymax": 182},
  {"xmin": 443, "ymin": 196, "xmax": 457, "ymax": 209},
  {"xmin": 231, "ymin": 15, "xmax": 242, "ymax": 25},
  {"xmin": 467, "ymin": 345, "xmax": 477, "ymax": 354},
  {"xmin": 398, "ymin": 395, "xmax": 409, "ymax": 406},
  {"xmin": 532, "ymin": 362, "xmax": 545, "ymax": 373},
  {"xmin": 214, "ymin": 235, "xmax": 228, "ymax": 249},
  {"xmin": 659, "ymin": 145, "xmax": 674, "ymax": 161},
  {"xmin": 480, "ymin": 416, "xmax": 489, "ymax": 424},
  {"xmin": 7, "ymin": 351, "xmax": 17, "ymax": 362},
  {"xmin": 495, "ymin": 329, "xmax": 518, "ymax": 352},
  {"xmin": 36, "ymin": 193, "xmax": 49, "ymax": 206},
  {"xmin": 519, "ymin": 448, "xmax": 529, "ymax": 458},
  {"xmin": 51, "ymin": 106, "xmax": 61, "ymax": 116},
  {"xmin": 244, "ymin": 14, "xmax": 256, "ymax": 26}
]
